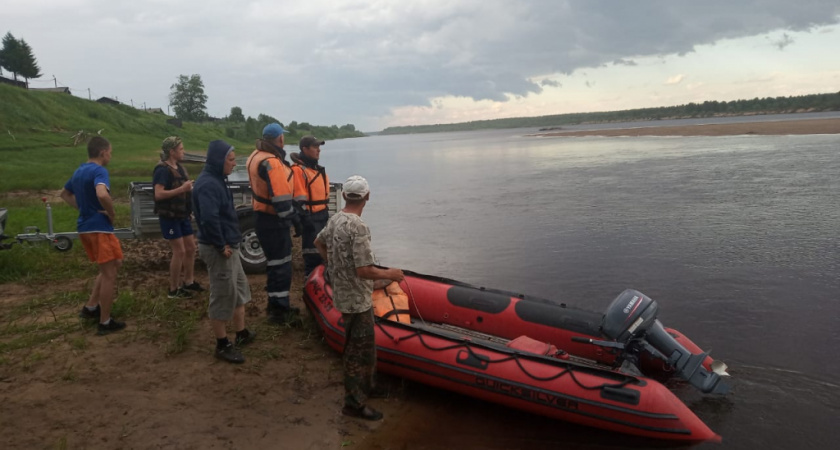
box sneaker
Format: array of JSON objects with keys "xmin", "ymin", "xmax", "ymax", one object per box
[
  {"xmin": 97, "ymin": 319, "xmax": 126, "ymax": 335},
  {"xmin": 182, "ymin": 281, "xmax": 205, "ymax": 292},
  {"xmin": 342, "ymin": 405, "xmax": 383, "ymax": 421},
  {"xmin": 168, "ymin": 287, "xmax": 193, "ymax": 299},
  {"xmin": 78, "ymin": 305, "xmax": 101, "ymax": 321},
  {"xmin": 235, "ymin": 329, "xmax": 257, "ymax": 347},
  {"xmin": 215, "ymin": 343, "xmax": 245, "ymax": 364}
]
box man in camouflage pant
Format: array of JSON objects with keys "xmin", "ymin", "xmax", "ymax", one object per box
[{"xmin": 314, "ymin": 175, "xmax": 404, "ymax": 421}]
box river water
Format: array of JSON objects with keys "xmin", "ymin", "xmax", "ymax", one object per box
[{"xmin": 319, "ymin": 116, "xmax": 840, "ymax": 449}]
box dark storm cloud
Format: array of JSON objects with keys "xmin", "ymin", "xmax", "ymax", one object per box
[
  {"xmin": 2, "ymin": 0, "xmax": 838, "ymax": 128},
  {"xmin": 277, "ymin": 0, "xmax": 840, "ymax": 121}
]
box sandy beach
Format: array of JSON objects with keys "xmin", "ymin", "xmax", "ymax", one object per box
[{"xmin": 534, "ymin": 117, "xmax": 840, "ymax": 137}]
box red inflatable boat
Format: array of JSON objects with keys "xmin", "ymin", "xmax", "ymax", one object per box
[{"xmin": 303, "ymin": 266, "xmax": 729, "ymax": 443}]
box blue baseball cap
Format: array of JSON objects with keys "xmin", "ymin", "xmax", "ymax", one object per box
[{"xmin": 262, "ymin": 123, "xmax": 288, "ymax": 139}]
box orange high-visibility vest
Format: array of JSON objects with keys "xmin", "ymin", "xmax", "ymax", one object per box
[
  {"xmin": 372, "ymin": 282, "xmax": 411, "ymax": 324},
  {"xmin": 246, "ymin": 149, "xmax": 298, "ymax": 217},
  {"xmin": 292, "ymin": 163, "xmax": 330, "ymax": 214}
]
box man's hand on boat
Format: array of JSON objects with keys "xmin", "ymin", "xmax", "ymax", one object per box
[{"xmin": 358, "ymin": 265, "xmax": 404, "ymax": 282}]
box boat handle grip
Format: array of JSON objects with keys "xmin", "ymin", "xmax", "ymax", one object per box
[{"xmin": 572, "ymin": 336, "xmax": 626, "ymax": 349}]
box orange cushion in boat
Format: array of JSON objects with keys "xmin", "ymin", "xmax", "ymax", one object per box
[{"xmin": 372, "ymin": 282, "xmax": 411, "ymax": 324}]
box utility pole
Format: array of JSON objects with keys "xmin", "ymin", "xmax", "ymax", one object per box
[
  {"xmin": 88, "ymin": 88, "xmax": 91, "ymax": 100},
  {"xmin": 53, "ymin": 75, "xmax": 57, "ymax": 88}
]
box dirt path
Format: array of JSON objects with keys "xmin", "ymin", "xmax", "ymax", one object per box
[{"xmin": 0, "ymin": 240, "xmax": 400, "ymax": 450}]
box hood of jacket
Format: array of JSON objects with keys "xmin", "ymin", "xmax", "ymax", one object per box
[{"xmin": 204, "ymin": 140, "xmax": 234, "ymax": 177}]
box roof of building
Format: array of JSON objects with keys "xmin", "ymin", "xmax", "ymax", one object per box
[{"xmin": 31, "ymin": 87, "xmax": 72, "ymax": 94}]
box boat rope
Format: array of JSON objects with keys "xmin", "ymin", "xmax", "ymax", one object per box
[
  {"xmin": 373, "ymin": 318, "xmax": 634, "ymax": 391},
  {"xmin": 403, "ymin": 277, "xmax": 426, "ymax": 325}
]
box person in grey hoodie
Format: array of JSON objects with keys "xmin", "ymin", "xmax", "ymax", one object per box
[{"xmin": 192, "ymin": 140, "xmax": 256, "ymax": 363}]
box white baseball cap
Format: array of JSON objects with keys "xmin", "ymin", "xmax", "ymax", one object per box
[{"xmin": 344, "ymin": 175, "xmax": 369, "ymax": 198}]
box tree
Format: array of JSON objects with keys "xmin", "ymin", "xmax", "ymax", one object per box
[
  {"xmin": 169, "ymin": 74, "xmax": 208, "ymax": 121},
  {"xmin": 0, "ymin": 32, "xmax": 22, "ymax": 81},
  {"xmin": 0, "ymin": 33, "xmax": 40, "ymax": 85},
  {"xmin": 17, "ymin": 39, "xmax": 42, "ymax": 86},
  {"xmin": 245, "ymin": 116, "xmax": 259, "ymax": 138},
  {"xmin": 256, "ymin": 113, "xmax": 280, "ymax": 127},
  {"xmin": 228, "ymin": 106, "xmax": 245, "ymax": 122}
]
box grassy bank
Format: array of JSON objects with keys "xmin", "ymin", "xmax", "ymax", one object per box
[
  {"xmin": 0, "ymin": 82, "xmax": 310, "ymax": 351},
  {"xmin": 0, "ymin": 82, "xmax": 365, "ymax": 193},
  {"xmin": 0, "ymin": 83, "xmax": 256, "ymax": 193}
]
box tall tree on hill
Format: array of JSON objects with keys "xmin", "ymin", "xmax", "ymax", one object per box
[
  {"xmin": 17, "ymin": 39, "xmax": 42, "ymax": 87},
  {"xmin": 0, "ymin": 32, "xmax": 22, "ymax": 81},
  {"xmin": 0, "ymin": 33, "xmax": 42, "ymax": 86},
  {"xmin": 169, "ymin": 74, "xmax": 208, "ymax": 122}
]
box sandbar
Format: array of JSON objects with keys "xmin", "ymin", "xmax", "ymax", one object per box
[{"xmin": 534, "ymin": 118, "xmax": 840, "ymax": 137}]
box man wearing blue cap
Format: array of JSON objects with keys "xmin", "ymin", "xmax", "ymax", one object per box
[{"xmin": 246, "ymin": 123, "xmax": 304, "ymax": 325}]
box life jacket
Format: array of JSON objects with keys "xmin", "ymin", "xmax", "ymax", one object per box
[
  {"xmin": 372, "ymin": 282, "xmax": 411, "ymax": 324},
  {"xmin": 246, "ymin": 145, "xmax": 296, "ymax": 216},
  {"xmin": 153, "ymin": 161, "xmax": 191, "ymax": 219},
  {"xmin": 292, "ymin": 160, "xmax": 330, "ymax": 214}
]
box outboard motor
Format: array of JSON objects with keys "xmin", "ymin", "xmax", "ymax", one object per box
[{"xmin": 600, "ymin": 289, "xmax": 729, "ymax": 395}]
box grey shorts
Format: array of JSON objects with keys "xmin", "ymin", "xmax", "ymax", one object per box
[{"xmin": 198, "ymin": 244, "xmax": 251, "ymax": 320}]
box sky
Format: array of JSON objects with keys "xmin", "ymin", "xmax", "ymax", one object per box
[{"xmin": 1, "ymin": 0, "xmax": 839, "ymax": 132}]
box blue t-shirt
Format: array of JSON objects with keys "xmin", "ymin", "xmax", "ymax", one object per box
[{"xmin": 64, "ymin": 162, "xmax": 114, "ymax": 233}]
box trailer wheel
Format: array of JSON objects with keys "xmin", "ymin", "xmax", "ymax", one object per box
[
  {"xmin": 53, "ymin": 236, "xmax": 73, "ymax": 252},
  {"xmin": 238, "ymin": 214, "xmax": 266, "ymax": 274}
]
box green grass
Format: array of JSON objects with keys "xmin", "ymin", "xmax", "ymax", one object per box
[
  {"xmin": 0, "ymin": 288, "xmax": 206, "ymax": 363},
  {"xmin": 0, "ymin": 233, "xmax": 96, "ymax": 283},
  {"xmin": 0, "ymin": 320, "xmax": 82, "ymax": 353},
  {"xmin": 0, "ymin": 82, "xmax": 365, "ymax": 194},
  {"xmin": 108, "ymin": 290, "xmax": 205, "ymax": 355},
  {"xmin": 0, "ymin": 83, "xmax": 254, "ymax": 194}
]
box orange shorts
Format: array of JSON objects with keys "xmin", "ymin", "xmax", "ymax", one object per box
[{"xmin": 79, "ymin": 233, "xmax": 124, "ymax": 264}]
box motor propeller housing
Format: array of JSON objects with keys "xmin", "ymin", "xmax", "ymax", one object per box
[{"xmin": 601, "ymin": 289, "xmax": 729, "ymax": 395}]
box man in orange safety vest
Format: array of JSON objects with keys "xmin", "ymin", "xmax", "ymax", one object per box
[{"xmin": 246, "ymin": 123, "xmax": 304, "ymax": 325}]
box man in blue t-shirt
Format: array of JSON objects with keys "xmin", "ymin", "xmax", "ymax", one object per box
[{"xmin": 60, "ymin": 136, "xmax": 126, "ymax": 335}]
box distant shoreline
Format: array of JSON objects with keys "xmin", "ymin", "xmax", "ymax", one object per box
[{"xmin": 532, "ymin": 118, "xmax": 840, "ymax": 137}]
